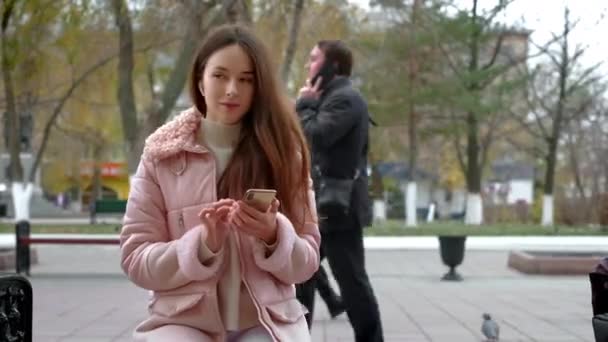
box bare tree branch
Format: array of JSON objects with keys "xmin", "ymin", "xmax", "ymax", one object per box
[
  {"xmin": 478, "ymin": 61, "xmax": 520, "ymax": 89},
  {"xmin": 569, "ymin": 45, "xmax": 586, "ymax": 65},
  {"xmin": 566, "ymin": 64, "xmax": 603, "ymax": 96},
  {"xmin": 506, "ymin": 135, "xmax": 546, "ymax": 157},
  {"xmin": 29, "ymin": 53, "xmax": 116, "ymax": 182},
  {"xmin": 480, "ymin": 111, "xmax": 504, "ymax": 169},
  {"xmin": 432, "ymin": 38, "xmax": 466, "ymax": 82},
  {"xmin": 524, "ymin": 67, "xmax": 554, "ymax": 139},
  {"xmin": 146, "ymin": 58, "xmax": 157, "ymax": 101},
  {"xmin": 529, "ymin": 39, "xmax": 561, "ymax": 68},
  {"xmin": 448, "ymin": 108, "xmax": 467, "ymax": 174},
  {"xmin": 482, "ymin": 31, "xmax": 505, "ymax": 70},
  {"xmin": 508, "ymin": 108, "xmax": 546, "ymax": 140},
  {"xmin": 565, "ymin": 125, "xmax": 587, "ymax": 200},
  {"xmin": 54, "ymin": 122, "xmax": 106, "ymax": 146},
  {"xmin": 481, "ymin": 0, "xmax": 515, "ymax": 27},
  {"xmin": 415, "ymin": 10, "xmax": 466, "ymax": 82}
]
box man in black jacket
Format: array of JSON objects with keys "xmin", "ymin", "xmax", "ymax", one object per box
[{"xmin": 295, "ymin": 40, "xmax": 383, "ymax": 342}]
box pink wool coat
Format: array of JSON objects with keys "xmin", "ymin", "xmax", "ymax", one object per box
[{"xmin": 120, "ymin": 108, "xmax": 320, "ymax": 341}]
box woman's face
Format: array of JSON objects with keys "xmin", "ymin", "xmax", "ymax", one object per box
[{"xmin": 200, "ymin": 44, "xmax": 255, "ymax": 125}]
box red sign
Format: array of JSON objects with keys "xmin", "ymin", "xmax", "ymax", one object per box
[{"xmin": 80, "ymin": 162, "xmax": 127, "ymax": 178}]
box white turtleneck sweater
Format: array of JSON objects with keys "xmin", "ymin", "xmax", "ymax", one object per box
[{"xmin": 198, "ymin": 117, "xmax": 260, "ymax": 331}]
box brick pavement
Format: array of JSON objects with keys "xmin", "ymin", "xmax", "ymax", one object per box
[{"xmin": 24, "ymin": 245, "xmax": 596, "ymax": 342}]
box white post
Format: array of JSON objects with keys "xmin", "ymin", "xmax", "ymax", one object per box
[
  {"xmin": 406, "ymin": 181, "xmax": 417, "ymax": 227},
  {"xmin": 426, "ymin": 202, "xmax": 435, "ymax": 222},
  {"xmin": 541, "ymin": 194, "xmax": 554, "ymax": 226},
  {"xmin": 12, "ymin": 182, "xmax": 33, "ymax": 221},
  {"xmin": 464, "ymin": 192, "xmax": 483, "ymax": 225},
  {"xmin": 372, "ymin": 199, "xmax": 386, "ymax": 223}
]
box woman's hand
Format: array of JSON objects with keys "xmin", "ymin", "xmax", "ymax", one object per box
[
  {"xmin": 230, "ymin": 198, "xmax": 280, "ymax": 245},
  {"xmin": 198, "ymin": 199, "xmax": 234, "ymax": 253}
]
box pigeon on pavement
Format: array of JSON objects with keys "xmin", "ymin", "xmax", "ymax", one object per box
[{"xmin": 481, "ymin": 313, "xmax": 499, "ymax": 341}]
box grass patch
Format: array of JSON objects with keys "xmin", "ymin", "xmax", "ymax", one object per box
[
  {"xmin": 0, "ymin": 220, "xmax": 606, "ymax": 236},
  {"xmin": 364, "ymin": 220, "xmax": 608, "ymax": 236},
  {"xmin": 0, "ymin": 224, "xmax": 120, "ymax": 234}
]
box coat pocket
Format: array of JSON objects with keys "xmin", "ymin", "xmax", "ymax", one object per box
[
  {"xmin": 166, "ymin": 203, "xmax": 212, "ymax": 239},
  {"xmin": 265, "ymin": 298, "xmax": 308, "ymax": 323},
  {"xmin": 148, "ymin": 292, "xmax": 205, "ymax": 318}
]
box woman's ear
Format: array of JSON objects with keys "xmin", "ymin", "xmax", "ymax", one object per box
[{"xmin": 198, "ymin": 79, "xmax": 205, "ymax": 97}]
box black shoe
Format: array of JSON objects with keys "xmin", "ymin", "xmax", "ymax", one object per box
[{"xmin": 328, "ymin": 298, "xmax": 346, "ymax": 319}]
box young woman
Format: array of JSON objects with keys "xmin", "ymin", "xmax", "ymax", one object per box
[{"xmin": 120, "ymin": 24, "xmax": 319, "ymax": 342}]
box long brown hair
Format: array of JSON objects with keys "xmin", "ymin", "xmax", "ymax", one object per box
[{"xmin": 189, "ymin": 24, "xmax": 312, "ymax": 229}]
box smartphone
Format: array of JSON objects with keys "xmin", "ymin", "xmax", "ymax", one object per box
[
  {"xmin": 243, "ymin": 189, "xmax": 277, "ymax": 211},
  {"xmin": 311, "ymin": 61, "xmax": 336, "ymax": 90}
]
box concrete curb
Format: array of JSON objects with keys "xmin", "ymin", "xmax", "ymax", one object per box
[{"xmin": 1, "ymin": 234, "xmax": 608, "ymax": 251}]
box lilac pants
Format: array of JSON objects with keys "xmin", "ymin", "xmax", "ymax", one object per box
[{"xmin": 135, "ymin": 324, "xmax": 272, "ymax": 341}]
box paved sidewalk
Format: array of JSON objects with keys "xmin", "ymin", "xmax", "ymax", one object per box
[{"xmin": 20, "ymin": 243, "xmax": 599, "ymax": 342}]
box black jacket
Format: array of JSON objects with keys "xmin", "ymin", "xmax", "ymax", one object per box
[{"xmin": 296, "ymin": 76, "xmax": 371, "ymax": 227}]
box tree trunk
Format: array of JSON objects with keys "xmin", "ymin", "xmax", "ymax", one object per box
[
  {"xmin": 369, "ymin": 162, "xmax": 386, "ymax": 223},
  {"xmin": 112, "ymin": 0, "xmax": 139, "ymax": 175},
  {"xmin": 604, "ymin": 164, "xmax": 608, "ymax": 195},
  {"xmin": 1, "ymin": 2, "xmax": 23, "ymax": 184},
  {"xmin": 90, "ymin": 144, "xmax": 103, "ymax": 225},
  {"xmin": 542, "ymin": 8, "xmax": 570, "ymax": 227},
  {"xmin": 1, "ymin": 1, "xmax": 31, "ymax": 221},
  {"xmin": 604, "ymin": 157, "xmax": 608, "ymax": 194},
  {"xmin": 280, "ymin": 0, "xmax": 305, "ymax": 84},
  {"xmin": 464, "ymin": 111, "xmax": 483, "ymax": 224},
  {"xmin": 542, "ymin": 137, "xmax": 558, "ymax": 226},
  {"xmin": 405, "ymin": 0, "xmax": 422, "ymax": 228},
  {"xmin": 567, "ymin": 131, "xmax": 586, "ymax": 200},
  {"xmin": 463, "ymin": 0, "xmax": 483, "ymax": 225}
]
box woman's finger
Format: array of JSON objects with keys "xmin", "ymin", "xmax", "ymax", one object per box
[
  {"xmin": 232, "ymin": 210, "xmax": 246, "ymax": 228},
  {"xmin": 216, "ymin": 206, "xmax": 231, "ymax": 218},
  {"xmin": 238, "ymin": 201, "xmax": 267, "ymax": 216},
  {"xmin": 213, "ymin": 199, "xmax": 234, "ymax": 209},
  {"xmin": 199, "ymin": 206, "xmax": 216, "ymax": 215},
  {"xmin": 269, "ymin": 199, "xmax": 280, "ymax": 213},
  {"xmin": 199, "ymin": 208, "xmax": 214, "ymax": 220},
  {"xmin": 237, "ymin": 203, "xmax": 261, "ymax": 224}
]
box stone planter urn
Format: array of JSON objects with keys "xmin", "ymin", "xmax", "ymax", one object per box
[{"xmin": 438, "ymin": 235, "xmax": 467, "ymax": 281}]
